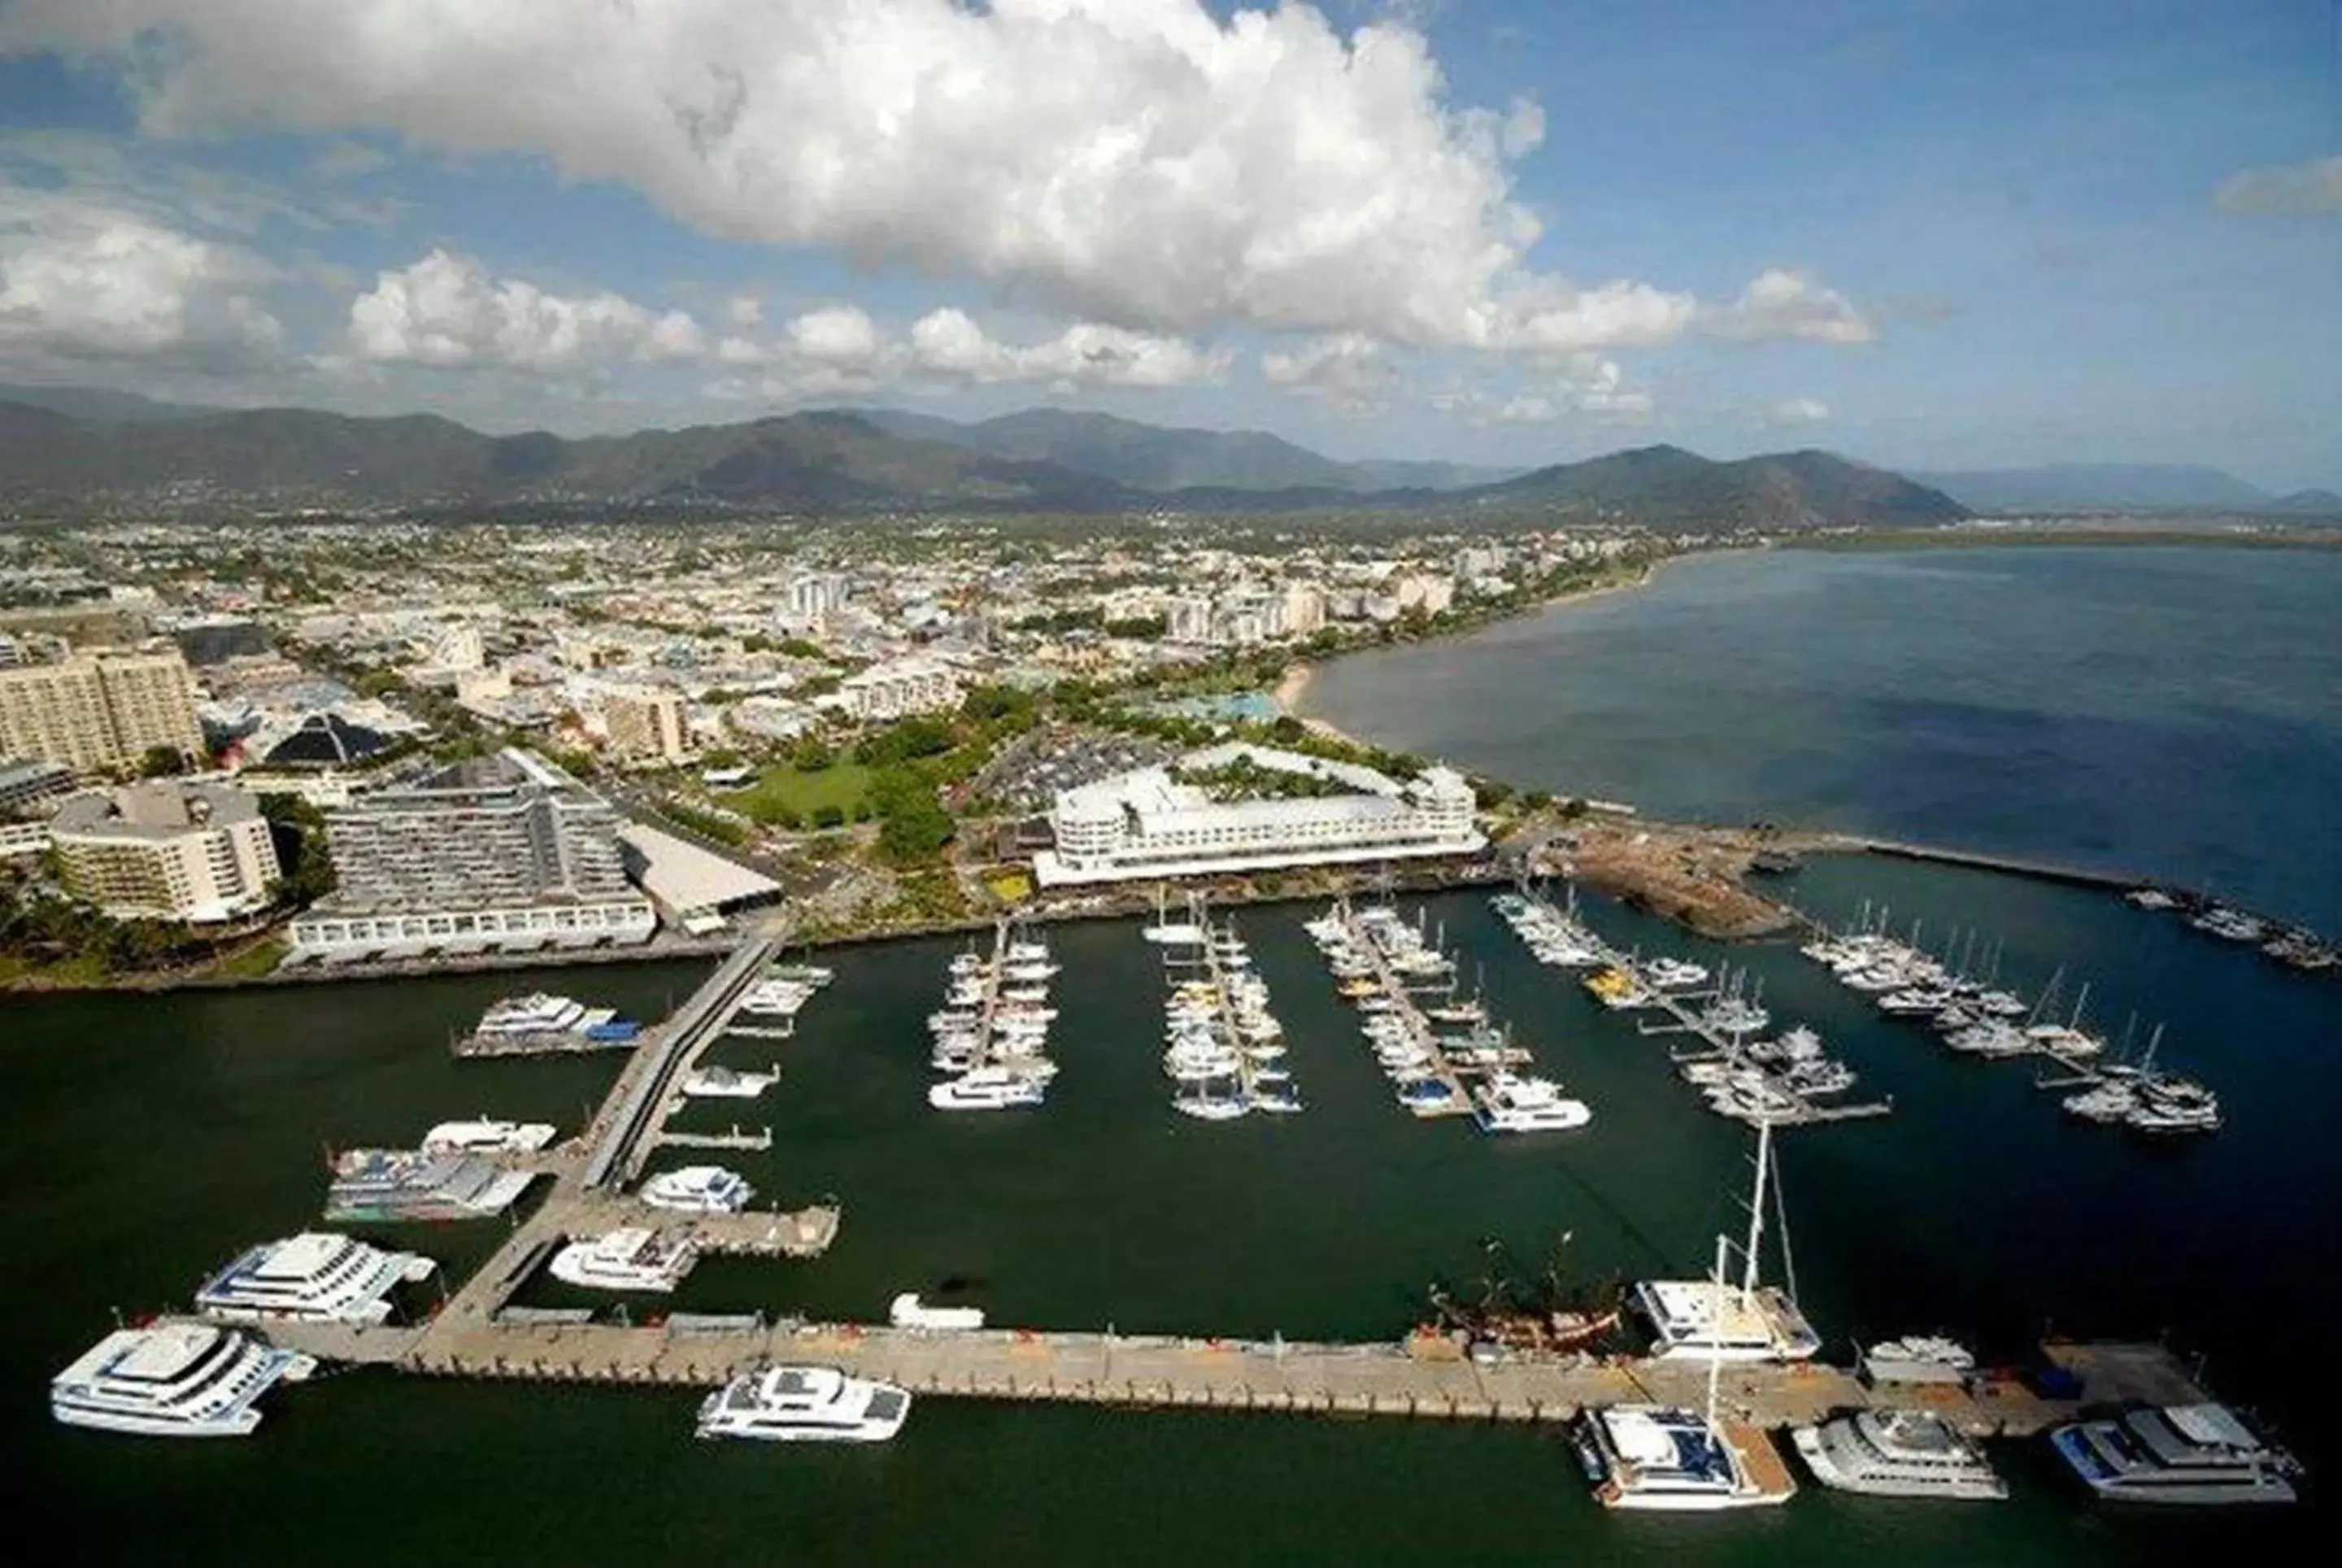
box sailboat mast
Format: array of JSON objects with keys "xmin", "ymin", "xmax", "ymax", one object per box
[
  {"xmin": 1706, "ymin": 1232, "xmax": 1729, "ymax": 1426},
  {"xmin": 1741, "ymin": 1119, "xmax": 1772, "ymax": 1303}
]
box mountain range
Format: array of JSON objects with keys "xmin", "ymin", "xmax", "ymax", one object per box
[
  {"xmin": 0, "ymin": 390, "xmax": 1972, "ymax": 530},
  {"xmin": 1912, "ymin": 463, "xmax": 2340, "ymax": 515}
]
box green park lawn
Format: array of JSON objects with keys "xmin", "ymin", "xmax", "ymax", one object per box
[{"xmin": 738, "ymin": 760, "xmax": 876, "ymax": 825}]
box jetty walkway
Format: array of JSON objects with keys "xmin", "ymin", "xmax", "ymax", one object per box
[{"xmin": 235, "ymin": 1308, "xmax": 2195, "ymax": 1440}]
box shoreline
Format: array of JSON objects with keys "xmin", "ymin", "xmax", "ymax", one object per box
[{"xmin": 1270, "ymin": 553, "xmax": 1691, "ymax": 745}]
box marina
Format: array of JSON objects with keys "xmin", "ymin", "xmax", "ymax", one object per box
[{"xmin": 1495, "ymin": 886, "xmax": 1891, "ymax": 1130}]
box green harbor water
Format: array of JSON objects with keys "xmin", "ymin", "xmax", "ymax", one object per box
[{"xmin": 9, "ymin": 867, "xmax": 2333, "ymax": 1564}]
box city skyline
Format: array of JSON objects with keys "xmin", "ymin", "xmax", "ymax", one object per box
[{"xmin": 0, "ymin": 2, "xmax": 2337, "ymax": 490}]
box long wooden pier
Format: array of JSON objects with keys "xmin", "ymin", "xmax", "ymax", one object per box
[{"xmin": 230, "ymin": 1303, "xmax": 2198, "ymax": 1441}]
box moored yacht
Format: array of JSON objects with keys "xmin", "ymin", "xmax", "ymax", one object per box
[
  {"xmin": 697, "ymin": 1365, "xmax": 910, "ymax": 1443},
  {"xmin": 421, "ymin": 1117, "xmax": 559, "ymax": 1154},
  {"xmin": 928, "ymin": 1065, "xmax": 1047, "ymax": 1110},
  {"xmin": 196, "ymin": 1232, "xmax": 433, "ymax": 1325},
  {"xmin": 52, "ymin": 1322, "xmax": 316, "ymax": 1438},
  {"xmin": 1791, "ymin": 1409, "xmax": 2008, "ymax": 1499},
  {"xmin": 2052, "ymin": 1404, "xmax": 2299, "ymax": 1505},
  {"xmin": 681, "ymin": 1064, "xmax": 779, "ymax": 1099},
  {"xmin": 548, "ymin": 1227, "xmax": 697, "ymax": 1292},
  {"xmin": 1472, "ymin": 1072, "xmax": 1593, "ymax": 1134},
  {"xmin": 473, "ymin": 992, "xmax": 587, "ymax": 1036},
  {"xmin": 641, "ymin": 1165, "xmax": 755, "ymax": 1213}
]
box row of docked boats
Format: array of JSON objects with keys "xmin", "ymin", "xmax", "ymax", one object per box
[
  {"xmin": 1310, "ymin": 899, "xmax": 1591, "ymax": 1130},
  {"xmin": 1157, "ymin": 905, "xmax": 1303, "ymax": 1120},
  {"xmin": 1578, "ymin": 1117, "xmax": 2300, "ymax": 1509},
  {"xmin": 927, "ymin": 923, "xmax": 1058, "ymax": 1110},
  {"xmin": 323, "ymin": 1116, "xmax": 559, "ymax": 1222},
  {"xmin": 1803, "ymin": 918, "xmax": 2222, "ymax": 1134},
  {"xmin": 2128, "ymin": 885, "xmax": 2339, "ymax": 973}
]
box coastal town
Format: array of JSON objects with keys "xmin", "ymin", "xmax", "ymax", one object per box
[{"xmin": 0, "ymin": 513, "xmax": 1735, "ymax": 987}]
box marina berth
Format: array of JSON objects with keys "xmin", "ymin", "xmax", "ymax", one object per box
[
  {"xmin": 196, "ymin": 1231, "xmax": 435, "ymax": 1325},
  {"xmin": 639, "ymin": 1165, "xmax": 755, "ymax": 1214},
  {"xmin": 1791, "ymin": 1410, "xmax": 2008, "ymax": 1500},
  {"xmin": 51, "ymin": 1322, "xmax": 316, "ymax": 1439},
  {"xmin": 547, "ymin": 1227, "xmax": 697, "ymax": 1292},
  {"xmin": 2051, "ymin": 1404, "xmax": 2300, "ymax": 1505},
  {"xmin": 696, "ymin": 1366, "xmax": 911, "ymax": 1444},
  {"xmin": 420, "ymin": 1117, "xmax": 559, "ymax": 1154}
]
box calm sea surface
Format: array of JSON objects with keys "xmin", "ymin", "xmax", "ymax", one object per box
[
  {"xmin": 1308, "ymin": 545, "xmax": 2342, "ymax": 929},
  {"xmin": 10, "ymin": 546, "xmax": 2339, "ymax": 1564}
]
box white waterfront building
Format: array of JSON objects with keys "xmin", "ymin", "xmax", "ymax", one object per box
[{"xmin": 1034, "ymin": 742, "xmax": 1483, "ymax": 886}]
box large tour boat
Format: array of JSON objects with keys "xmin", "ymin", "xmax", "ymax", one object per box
[
  {"xmin": 195, "ymin": 1232, "xmax": 434, "ymax": 1325},
  {"xmin": 2051, "ymin": 1404, "xmax": 2300, "ymax": 1505},
  {"xmin": 52, "ymin": 1322, "xmax": 316, "ymax": 1439}
]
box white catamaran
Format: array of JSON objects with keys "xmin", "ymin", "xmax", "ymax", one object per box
[{"xmin": 1631, "ymin": 1119, "xmax": 1820, "ymax": 1363}]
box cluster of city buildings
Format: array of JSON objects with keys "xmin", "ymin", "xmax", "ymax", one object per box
[{"xmin": 0, "ymin": 516, "xmax": 1662, "ymax": 952}]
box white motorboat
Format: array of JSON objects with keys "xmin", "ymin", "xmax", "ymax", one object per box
[
  {"xmin": 473, "ymin": 992, "xmax": 587, "ymax": 1036},
  {"xmin": 696, "ymin": 1366, "xmax": 910, "ymax": 1443},
  {"xmin": 640, "ymin": 1165, "xmax": 755, "ymax": 1214},
  {"xmin": 420, "ymin": 1117, "xmax": 559, "ymax": 1154},
  {"xmin": 681, "ymin": 1065, "xmax": 779, "ymax": 1099},
  {"xmin": 1644, "ymin": 958, "xmax": 1710, "ymax": 990},
  {"xmin": 890, "ymin": 1292, "xmax": 986, "ymax": 1330},
  {"xmin": 929, "ymin": 1067, "xmax": 1047, "ymax": 1110},
  {"xmin": 52, "ymin": 1322, "xmax": 316, "ymax": 1439},
  {"xmin": 1174, "ymin": 1091, "xmax": 1250, "ymax": 1122},
  {"xmin": 1473, "ymin": 1072, "xmax": 1593, "ymax": 1134},
  {"xmin": 1249, "ymin": 1084, "xmax": 1304, "ymax": 1114},
  {"xmin": 548, "ymin": 1227, "xmax": 696, "ymax": 1292},
  {"xmin": 195, "ymin": 1232, "xmax": 434, "ymax": 1326},
  {"xmin": 1791, "ymin": 1409, "xmax": 2007, "ymax": 1499},
  {"xmin": 2052, "ymin": 1404, "xmax": 2299, "ymax": 1505}
]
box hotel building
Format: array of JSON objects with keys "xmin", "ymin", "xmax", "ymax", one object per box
[
  {"xmin": 1034, "ymin": 742, "xmax": 1484, "ymax": 886},
  {"xmin": 49, "ymin": 779, "xmax": 281, "ymax": 922}
]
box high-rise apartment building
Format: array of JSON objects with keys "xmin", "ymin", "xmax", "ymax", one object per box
[
  {"xmin": 289, "ymin": 749, "xmax": 655, "ymax": 956},
  {"xmin": 0, "ymin": 647, "xmax": 204, "ymax": 773}
]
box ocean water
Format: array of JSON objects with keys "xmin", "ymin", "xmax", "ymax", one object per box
[
  {"xmin": 10, "ymin": 544, "xmax": 2339, "ymax": 1563},
  {"xmin": 1305, "ymin": 545, "xmax": 2342, "ymax": 930}
]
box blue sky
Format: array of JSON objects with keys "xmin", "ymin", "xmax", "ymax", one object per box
[{"xmin": 0, "ymin": 1, "xmax": 2335, "ymax": 489}]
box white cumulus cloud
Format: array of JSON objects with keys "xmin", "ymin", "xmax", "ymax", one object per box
[
  {"xmin": 1432, "ymin": 352, "xmax": 1651, "ymax": 425},
  {"xmin": 1261, "ymin": 333, "xmax": 1400, "ymax": 414},
  {"xmin": 1704, "ymin": 268, "xmax": 1873, "ymax": 344},
  {"xmin": 345, "ymin": 249, "xmax": 706, "ymax": 371},
  {"xmin": 2214, "ymin": 154, "xmax": 2342, "ymax": 216},
  {"xmin": 1765, "ymin": 396, "xmax": 1831, "ymax": 425},
  {"xmin": 0, "ymin": 184, "xmax": 281, "ymax": 367},
  {"xmin": 0, "ymin": 0, "xmax": 1578, "ymax": 349},
  {"xmin": 908, "ymin": 309, "xmax": 1230, "ymax": 390}
]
